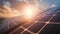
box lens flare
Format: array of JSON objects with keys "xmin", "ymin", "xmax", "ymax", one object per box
[{"xmin": 22, "ymin": 4, "xmax": 39, "ymax": 20}]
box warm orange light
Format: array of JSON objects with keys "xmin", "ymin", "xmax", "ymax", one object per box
[
  {"xmin": 21, "ymin": 4, "xmax": 39, "ymax": 20},
  {"xmin": 23, "ymin": 5, "xmax": 34, "ymax": 19}
]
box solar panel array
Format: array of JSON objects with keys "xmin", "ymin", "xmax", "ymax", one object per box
[{"xmin": 0, "ymin": 7, "xmax": 60, "ymax": 34}]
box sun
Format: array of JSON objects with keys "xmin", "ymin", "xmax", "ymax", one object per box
[
  {"xmin": 23, "ymin": 5, "xmax": 34, "ymax": 19},
  {"xmin": 21, "ymin": 4, "xmax": 39, "ymax": 20}
]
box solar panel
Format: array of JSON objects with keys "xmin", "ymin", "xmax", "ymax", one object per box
[{"xmin": 0, "ymin": 7, "xmax": 60, "ymax": 34}]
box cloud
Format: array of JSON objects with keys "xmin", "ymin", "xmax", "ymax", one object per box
[
  {"xmin": 0, "ymin": 6, "xmax": 21, "ymax": 18},
  {"xmin": 3, "ymin": 1, "xmax": 11, "ymax": 7},
  {"xmin": 51, "ymin": 4, "xmax": 56, "ymax": 8},
  {"xmin": 0, "ymin": 0, "xmax": 4, "ymax": 6}
]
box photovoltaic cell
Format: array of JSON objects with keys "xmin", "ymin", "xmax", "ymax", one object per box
[{"xmin": 39, "ymin": 24, "xmax": 60, "ymax": 34}]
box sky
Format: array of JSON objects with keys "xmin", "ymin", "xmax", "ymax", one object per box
[
  {"xmin": 0, "ymin": 0, "xmax": 60, "ymax": 9},
  {"xmin": 41, "ymin": 0, "xmax": 60, "ymax": 8}
]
